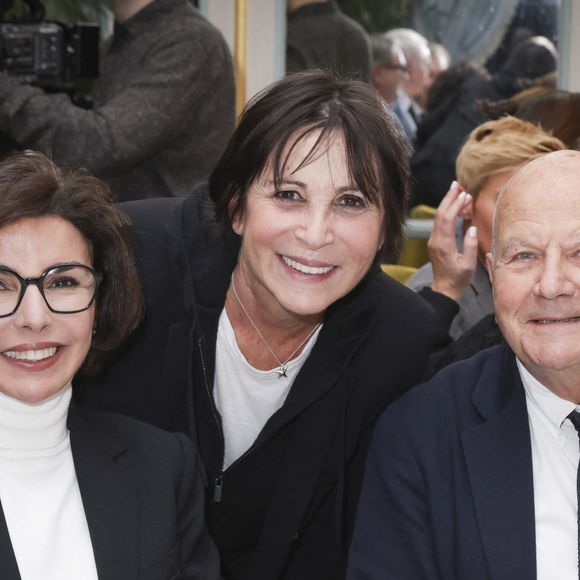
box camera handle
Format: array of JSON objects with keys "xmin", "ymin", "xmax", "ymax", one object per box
[{"xmin": 23, "ymin": 0, "xmax": 45, "ymax": 22}]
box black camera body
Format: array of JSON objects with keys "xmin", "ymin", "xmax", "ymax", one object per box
[{"xmin": 0, "ymin": 20, "xmax": 99, "ymax": 87}]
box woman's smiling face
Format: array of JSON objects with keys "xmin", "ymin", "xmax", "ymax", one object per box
[
  {"xmin": 0, "ymin": 216, "xmax": 95, "ymax": 403},
  {"xmin": 232, "ymin": 129, "xmax": 385, "ymax": 323}
]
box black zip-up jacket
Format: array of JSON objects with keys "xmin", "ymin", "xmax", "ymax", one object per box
[{"xmin": 78, "ymin": 184, "xmax": 436, "ymax": 580}]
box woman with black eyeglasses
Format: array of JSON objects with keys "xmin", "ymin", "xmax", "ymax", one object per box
[{"xmin": 0, "ymin": 151, "xmax": 220, "ymax": 580}]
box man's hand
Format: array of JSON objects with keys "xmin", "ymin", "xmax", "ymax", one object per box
[{"xmin": 429, "ymin": 181, "xmax": 478, "ymax": 303}]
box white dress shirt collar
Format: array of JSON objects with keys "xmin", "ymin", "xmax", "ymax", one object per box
[{"xmin": 518, "ymin": 359, "xmax": 578, "ymax": 427}]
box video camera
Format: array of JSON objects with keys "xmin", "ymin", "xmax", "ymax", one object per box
[{"xmin": 0, "ymin": 0, "xmax": 99, "ymax": 87}]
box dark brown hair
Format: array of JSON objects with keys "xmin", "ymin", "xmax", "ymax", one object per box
[
  {"xmin": 481, "ymin": 88, "xmax": 580, "ymax": 151},
  {"xmin": 209, "ymin": 70, "xmax": 410, "ymax": 261},
  {"xmin": 0, "ymin": 151, "xmax": 143, "ymax": 374}
]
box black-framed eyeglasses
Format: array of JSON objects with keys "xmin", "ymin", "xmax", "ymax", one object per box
[{"xmin": 0, "ymin": 263, "xmax": 102, "ymax": 318}]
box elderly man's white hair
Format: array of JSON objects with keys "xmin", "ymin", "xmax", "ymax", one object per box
[{"xmin": 384, "ymin": 28, "xmax": 430, "ymax": 63}]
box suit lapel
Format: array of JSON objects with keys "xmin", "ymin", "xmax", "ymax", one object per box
[
  {"xmin": 68, "ymin": 405, "xmax": 140, "ymax": 580},
  {"xmin": 160, "ymin": 319, "xmax": 195, "ymax": 434},
  {"xmin": 0, "ymin": 502, "xmax": 21, "ymax": 580},
  {"xmin": 248, "ymin": 275, "xmax": 379, "ymax": 578},
  {"xmin": 461, "ymin": 347, "xmax": 536, "ymax": 579}
]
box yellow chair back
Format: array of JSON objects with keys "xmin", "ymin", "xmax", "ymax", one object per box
[
  {"xmin": 381, "ymin": 264, "xmax": 418, "ymax": 285},
  {"xmin": 409, "ymin": 204, "xmax": 436, "ymax": 220}
]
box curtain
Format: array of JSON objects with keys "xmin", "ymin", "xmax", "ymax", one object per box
[{"xmin": 412, "ymin": 0, "xmax": 520, "ymax": 64}]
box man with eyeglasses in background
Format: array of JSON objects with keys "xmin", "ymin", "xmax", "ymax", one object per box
[
  {"xmin": 383, "ymin": 28, "xmax": 432, "ymax": 145},
  {"xmin": 371, "ymin": 34, "xmax": 409, "ymax": 109}
]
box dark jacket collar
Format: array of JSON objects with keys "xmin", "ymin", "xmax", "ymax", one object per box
[
  {"xmin": 68, "ymin": 405, "xmax": 141, "ymax": 580},
  {"xmin": 180, "ymin": 187, "xmax": 240, "ymax": 390},
  {"xmin": 0, "ymin": 405, "xmax": 139, "ymax": 580},
  {"xmin": 182, "ymin": 187, "xmax": 240, "ymax": 313},
  {"xmin": 0, "ymin": 513, "xmax": 20, "ymax": 579},
  {"xmin": 258, "ymin": 268, "xmax": 380, "ymax": 441},
  {"xmin": 249, "ymin": 269, "xmax": 386, "ymax": 578},
  {"xmin": 462, "ymin": 343, "xmax": 536, "ymax": 578},
  {"xmin": 470, "ymin": 342, "xmax": 520, "ymax": 419}
]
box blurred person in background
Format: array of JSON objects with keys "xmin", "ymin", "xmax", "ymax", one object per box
[
  {"xmin": 411, "ymin": 36, "xmax": 558, "ymax": 207},
  {"xmin": 286, "ymin": 0, "xmax": 372, "ymax": 82},
  {"xmin": 482, "ymin": 87, "xmax": 580, "ymax": 150},
  {"xmin": 414, "ymin": 41, "xmax": 451, "ymax": 109},
  {"xmin": 429, "ymin": 42, "xmax": 451, "ymax": 80},
  {"xmin": 384, "ymin": 28, "xmax": 432, "ymax": 143},
  {"xmin": 370, "ymin": 34, "xmax": 408, "ymax": 106},
  {"xmin": 0, "ymin": 0, "xmax": 235, "ymax": 201}
]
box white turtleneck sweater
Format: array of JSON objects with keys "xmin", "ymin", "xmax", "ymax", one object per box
[{"xmin": 0, "ymin": 384, "xmax": 98, "ymax": 579}]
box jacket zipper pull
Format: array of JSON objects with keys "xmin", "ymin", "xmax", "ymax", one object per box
[{"xmin": 213, "ymin": 476, "xmax": 223, "ymax": 502}]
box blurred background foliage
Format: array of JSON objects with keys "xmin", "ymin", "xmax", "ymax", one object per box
[
  {"xmin": 44, "ymin": 0, "xmax": 110, "ymax": 21},
  {"xmin": 336, "ymin": 0, "xmax": 415, "ymax": 32},
  {"xmin": 0, "ymin": 0, "xmax": 110, "ymax": 22}
]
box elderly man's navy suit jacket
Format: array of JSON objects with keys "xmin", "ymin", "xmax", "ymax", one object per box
[{"xmin": 348, "ymin": 343, "xmax": 538, "ymax": 580}]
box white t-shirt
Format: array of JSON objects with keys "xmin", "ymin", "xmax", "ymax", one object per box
[{"xmin": 214, "ymin": 308, "xmax": 322, "ymax": 470}]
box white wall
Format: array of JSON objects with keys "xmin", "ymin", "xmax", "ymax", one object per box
[
  {"xmin": 203, "ymin": 0, "xmax": 286, "ymax": 105},
  {"xmin": 204, "ymin": 0, "xmax": 234, "ymax": 50},
  {"xmin": 559, "ymin": 0, "xmax": 580, "ymax": 91},
  {"xmin": 246, "ymin": 0, "xmax": 286, "ymax": 100},
  {"xmin": 567, "ymin": 0, "xmax": 580, "ymax": 91}
]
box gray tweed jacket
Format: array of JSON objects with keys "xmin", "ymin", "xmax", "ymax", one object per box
[{"xmin": 408, "ymin": 259, "xmax": 493, "ymax": 339}]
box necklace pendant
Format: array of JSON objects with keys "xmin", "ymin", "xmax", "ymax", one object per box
[{"xmin": 276, "ymin": 365, "xmax": 288, "ymax": 378}]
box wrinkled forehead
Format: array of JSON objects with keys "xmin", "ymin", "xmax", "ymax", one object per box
[
  {"xmin": 285, "ymin": 127, "xmax": 343, "ymax": 169},
  {"xmin": 256, "ymin": 126, "xmax": 345, "ymax": 182},
  {"xmin": 493, "ymin": 152, "xmax": 580, "ymax": 244}
]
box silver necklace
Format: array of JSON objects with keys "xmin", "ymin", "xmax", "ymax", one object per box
[{"xmin": 230, "ymin": 273, "xmax": 321, "ymax": 378}]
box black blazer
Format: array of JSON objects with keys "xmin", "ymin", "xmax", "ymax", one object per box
[
  {"xmin": 78, "ymin": 186, "xmax": 436, "ymax": 580},
  {"xmin": 348, "ymin": 343, "xmax": 537, "ymax": 579},
  {"xmin": 0, "ymin": 404, "xmax": 221, "ymax": 580}
]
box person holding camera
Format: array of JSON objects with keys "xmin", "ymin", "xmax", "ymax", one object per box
[{"xmin": 0, "ymin": 0, "xmax": 235, "ymax": 201}]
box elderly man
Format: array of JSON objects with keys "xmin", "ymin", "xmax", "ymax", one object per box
[
  {"xmin": 348, "ymin": 150, "xmax": 580, "ymax": 579},
  {"xmin": 384, "ymin": 28, "xmax": 431, "ymax": 142},
  {"xmin": 414, "ymin": 41, "xmax": 450, "ymax": 109},
  {"xmin": 370, "ymin": 34, "xmax": 408, "ymax": 106}
]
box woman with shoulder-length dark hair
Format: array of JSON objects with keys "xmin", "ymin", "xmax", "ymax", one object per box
[
  {"xmin": 81, "ymin": 70, "xmax": 436, "ymax": 580},
  {"xmin": 0, "ymin": 151, "xmax": 220, "ymax": 580}
]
